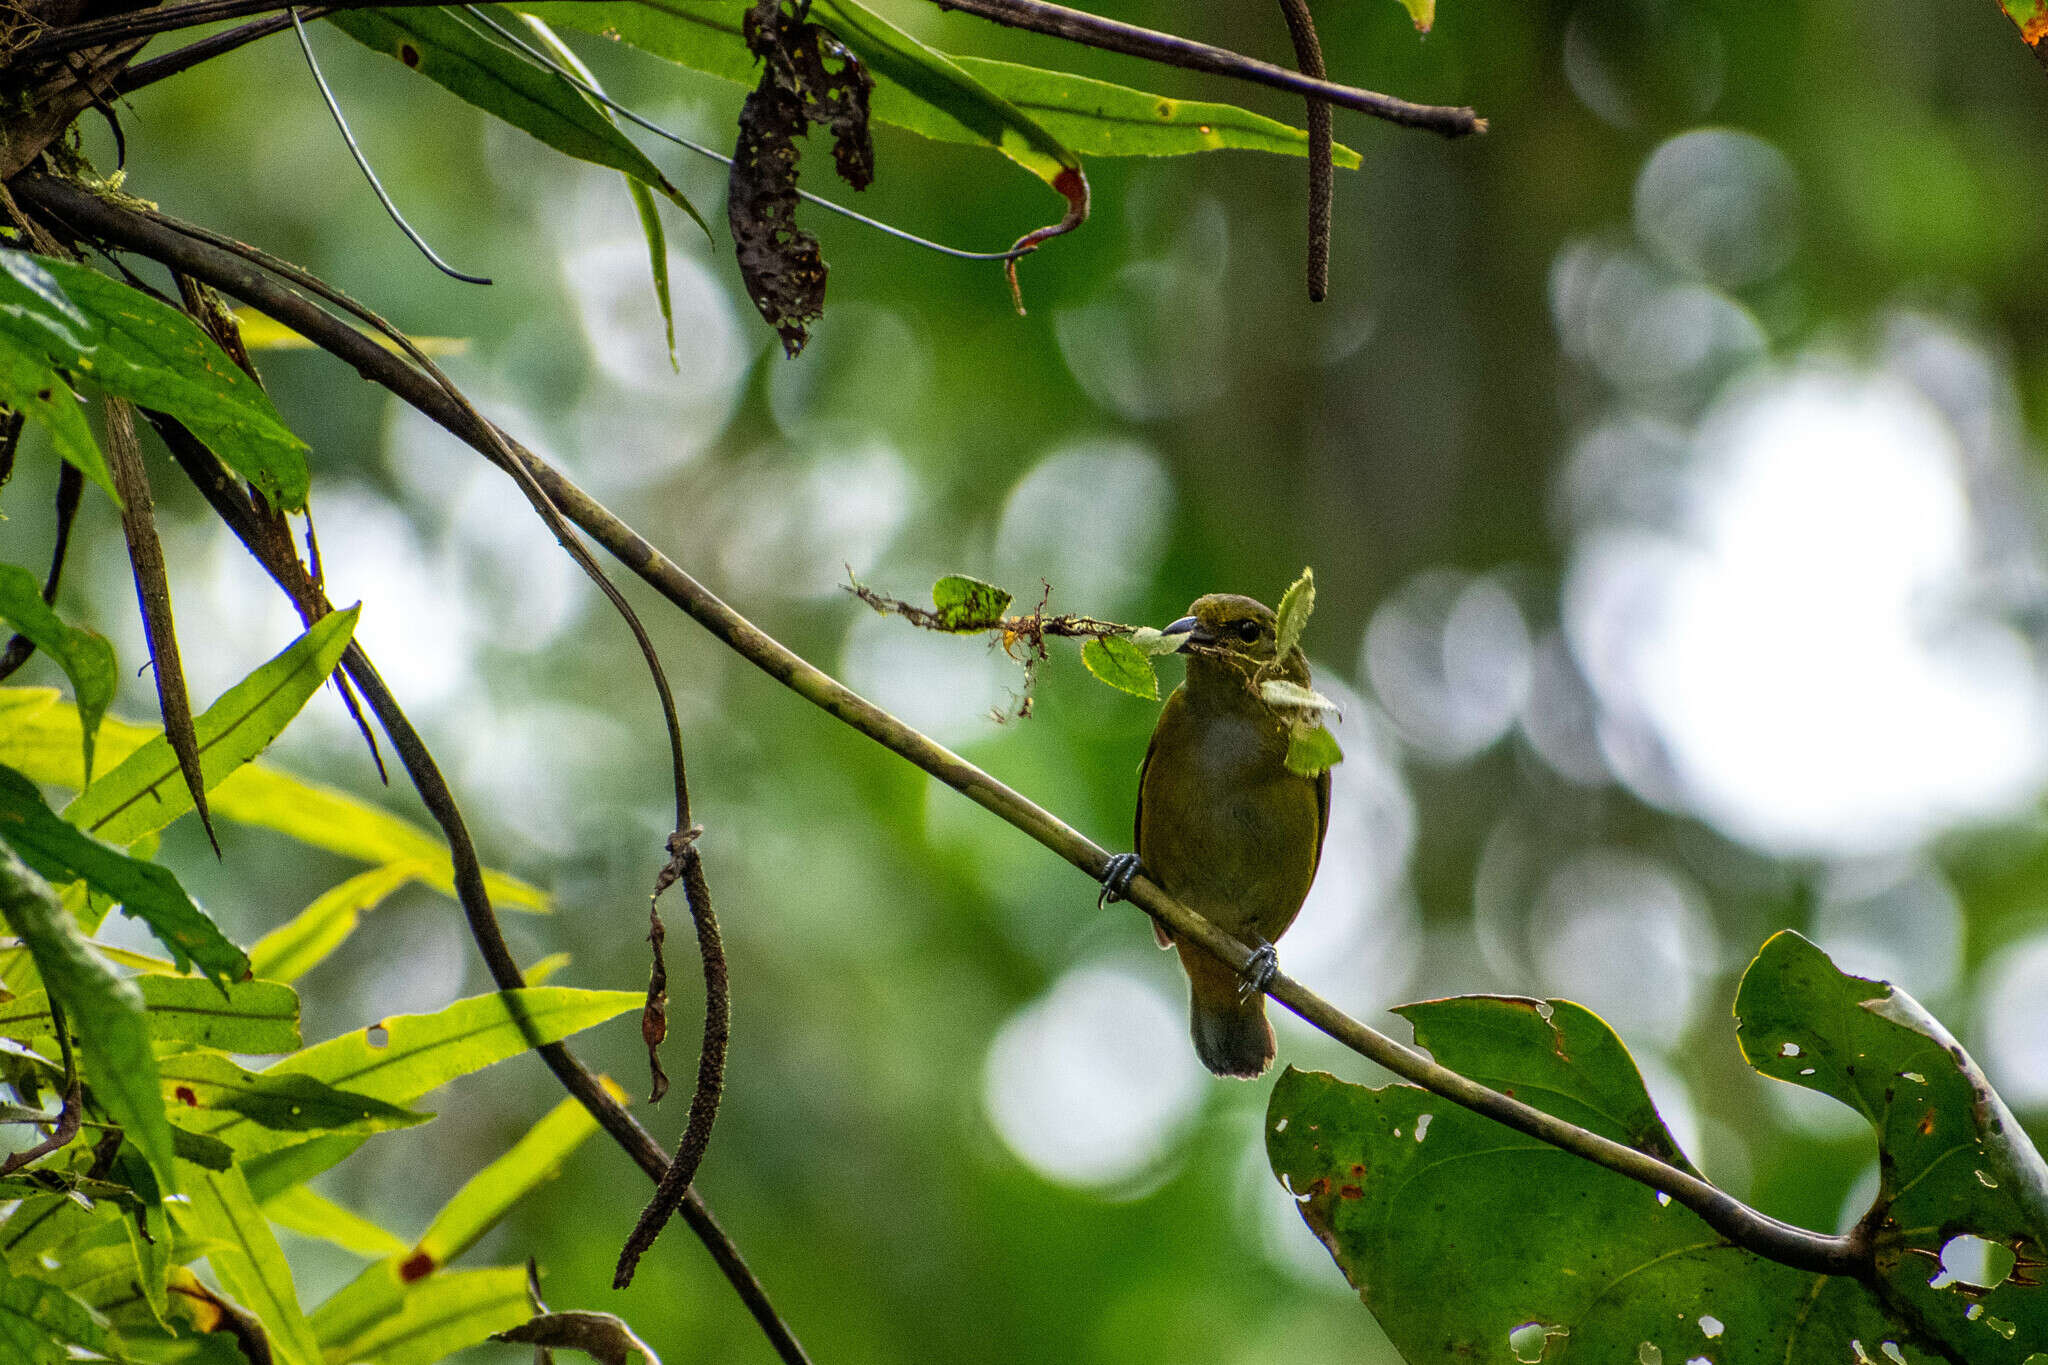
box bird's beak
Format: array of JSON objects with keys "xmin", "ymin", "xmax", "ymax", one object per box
[{"xmin": 1161, "ymin": 616, "xmax": 1213, "ymax": 651}]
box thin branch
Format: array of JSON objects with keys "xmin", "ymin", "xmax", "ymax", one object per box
[
  {"xmin": 1274, "ymin": 0, "xmax": 1329, "ymax": 301},
  {"xmin": 19, "ymin": 174, "xmax": 1869, "ymax": 1283},
  {"xmin": 142, "ymin": 406, "xmax": 808, "ymax": 1365},
  {"xmin": 0, "ymin": 460, "xmax": 83, "ymax": 684},
  {"xmin": 288, "ymin": 7, "xmax": 492, "ymax": 285},
  {"xmin": 21, "ymin": 0, "xmax": 1483, "ymax": 135},
  {"xmin": 114, "ymin": 10, "xmax": 321, "ymax": 96}
]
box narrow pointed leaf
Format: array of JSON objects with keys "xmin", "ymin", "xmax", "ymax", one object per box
[
  {"xmin": 64, "ymin": 606, "xmax": 359, "ymax": 847},
  {"xmin": 0, "ymin": 977, "xmax": 296, "ymax": 1053},
  {"xmin": 320, "ymin": 1267, "xmax": 532, "ymax": 1365},
  {"xmin": 0, "ymin": 1257, "xmax": 111, "ymax": 1363},
  {"xmin": 262, "ymin": 1186, "xmax": 411, "ymax": 1259},
  {"xmin": 0, "ymin": 564, "xmax": 113, "ymax": 783},
  {"xmin": 0, "ymin": 252, "xmax": 308, "ymax": 509},
  {"xmin": 169, "ymin": 1161, "xmax": 324, "ymax": 1365},
  {"xmin": 159, "ymin": 1051, "xmax": 428, "ymax": 1154},
  {"xmin": 250, "ymin": 861, "xmax": 429, "ymax": 984},
  {"xmin": 4, "ymin": 687, "xmax": 546, "ymax": 911},
  {"xmin": 326, "ymin": 8, "xmax": 704, "ymax": 225},
  {"xmin": 0, "ymin": 765, "xmax": 246, "ymax": 983},
  {"xmin": 1273, "ymin": 566, "xmax": 1315, "ymax": 660},
  {"xmin": 0, "ymin": 848, "xmax": 174, "ymax": 1197}
]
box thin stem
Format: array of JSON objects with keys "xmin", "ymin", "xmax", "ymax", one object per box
[
  {"xmin": 288, "ymin": 7, "xmax": 493, "ymax": 285},
  {"xmin": 21, "ymin": 174, "xmax": 1865, "ymax": 1283},
  {"xmin": 453, "ymin": 6, "xmax": 1034, "ymax": 264},
  {"xmin": 0, "ymin": 461, "xmax": 83, "ymax": 684},
  {"xmin": 21, "ymin": 0, "xmax": 1483, "ymax": 135},
  {"xmin": 1274, "ymin": 0, "xmax": 1330, "ymax": 301},
  {"xmin": 115, "ymin": 10, "xmax": 322, "ymax": 95}
]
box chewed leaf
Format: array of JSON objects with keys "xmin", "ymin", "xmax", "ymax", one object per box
[
  {"xmin": 1081, "ymin": 636, "xmax": 1159, "ymax": 700},
  {"xmin": 930, "ymin": 575, "xmax": 1012, "ymax": 631},
  {"xmin": 1283, "ymin": 724, "xmax": 1343, "ymax": 777},
  {"xmin": 1260, "ymin": 680, "xmax": 1339, "ymax": 714},
  {"xmin": 1273, "ymin": 567, "xmax": 1315, "ymax": 659}
]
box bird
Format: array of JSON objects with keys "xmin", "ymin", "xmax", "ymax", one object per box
[{"xmin": 1099, "ymin": 593, "xmax": 1331, "ymax": 1078}]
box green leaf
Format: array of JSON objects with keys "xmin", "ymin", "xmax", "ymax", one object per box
[
  {"xmin": 0, "ymin": 847, "xmax": 174, "ymax": 1198},
  {"xmin": 0, "ymin": 252, "xmax": 309, "ymax": 509},
  {"xmin": 169, "ymin": 1160, "xmax": 325, "ymax": 1365},
  {"xmin": 2, "ymin": 687, "xmax": 547, "ymax": 912},
  {"xmin": 521, "ymin": 1, "xmax": 1345, "ymax": 167},
  {"xmin": 1258, "ymin": 679, "xmax": 1338, "ymax": 715},
  {"xmin": 158, "ymin": 1051, "xmax": 428, "ymax": 1154},
  {"xmin": 929, "ymin": 575, "xmax": 1012, "ymax": 631},
  {"xmin": 1395, "ymin": 0, "xmax": 1435, "ymax": 31},
  {"xmin": 1127, "ymin": 626, "xmax": 1181, "ymax": 656},
  {"xmin": 0, "ymin": 1257, "xmax": 112, "ymax": 1363},
  {"xmin": 0, "ymin": 764, "xmax": 247, "ymax": 984},
  {"xmin": 1267, "ymin": 935, "xmax": 2048, "ymax": 1364},
  {"xmin": 0, "ymin": 338, "xmax": 114, "ymax": 501},
  {"xmin": 262, "ymin": 1185, "xmax": 411, "ymax": 1260},
  {"xmin": 314, "ymin": 1091, "xmax": 607, "ymax": 1346},
  {"xmin": 65, "ymin": 606, "xmax": 359, "ymax": 847},
  {"xmin": 1282, "ymin": 723, "xmax": 1343, "ymax": 777},
  {"xmin": 0, "ymin": 564, "xmax": 113, "ymax": 782},
  {"xmin": 1272, "ymin": 566, "xmax": 1315, "ymax": 660},
  {"xmin": 326, "ymin": 7, "xmax": 704, "ymax": 226},
  {"xmin": 249, "ymin": 861, "xmax": 429, "ymax": 984},
  {"xmin": 179, "ymin": 988, "xmax": 638, "ymax": 1160},
  {"xmin": 493, "ymin": 1312, "xmax": 661, "ymax": 1365},
  {"xmin": 1080, "ymin": 636, "xmax": 1159, "ymax": 700},
  {"xmin": 0, "ymin": 977, "xmax": 298, "ymax": 1053},
  {"xmin": 320, "ymin": 1267, "xmax": 532, "ymax": 1365}
]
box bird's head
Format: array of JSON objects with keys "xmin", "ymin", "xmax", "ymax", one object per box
[{"xmin": 1162, "ymin": 594, "xmax": 1281, "ymax": 664}]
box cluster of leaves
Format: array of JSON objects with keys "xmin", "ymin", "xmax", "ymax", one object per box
[
  {"xmin": 1270, "ymin": 932, "xmax": 2048, "ymax": 1363},
  {"xmin": 0, "ymin": 646, "xmax": 649, "ymax": 1363},
  {"xmin": 851, "ymin": 568, "xmax": 1346, "ymax": 776}
]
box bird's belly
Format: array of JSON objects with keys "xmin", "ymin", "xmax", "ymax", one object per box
[{"xmin": 1139, "ymin": 727, "xmax": 1320, "ymax": 939}]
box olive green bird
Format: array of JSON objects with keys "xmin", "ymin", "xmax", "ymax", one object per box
[{"xmin": 1099, "ymin": 594, "xmax": 1331, "ymax": 1079}]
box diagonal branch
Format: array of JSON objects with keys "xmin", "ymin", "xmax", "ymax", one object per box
[
  {"xmin": 16, "ymin": 172, "xmax": 1869, "ymax": 1285},
  {"xmin": 18, "ymin": 0, "xmax": 1482, "ymax": 135}
]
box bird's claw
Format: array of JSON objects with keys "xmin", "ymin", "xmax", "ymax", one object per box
[
  {"xmin": 1098, "ymin": 852, "xmax": 1144, "ymax": 908},
  {"xmin": 1237, "ymin": 940, "xmax": 1278, "ymax": 1001}
]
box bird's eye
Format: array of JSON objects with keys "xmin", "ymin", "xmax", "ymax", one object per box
[{"xmin": 1235, "ymin": 619, "xmax": 1262, "ymax": 643}]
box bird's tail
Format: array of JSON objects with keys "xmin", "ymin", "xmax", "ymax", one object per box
[{"xmin": 1184, "ymin": 951, "xmax": 1275, "ymax": 1079}]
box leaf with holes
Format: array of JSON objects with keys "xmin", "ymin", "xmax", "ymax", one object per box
[
  {"xmin": 931, "ymin": 575, "xmax": 1012, "ymax": 632},
  {"xmin": 1267, "ymin": 934, "xmax": 2048, "ymax": 1363},
  {"xmin": 64, "ymin": 607, "xmax": 358, "ymax": 847},
  {"xmin": 0, "ymin": 563, "xmax": 113, "ymax": 782},
  {"xmin": 0, "ymin": 252, "xmax": 309, "ymax": 509}
]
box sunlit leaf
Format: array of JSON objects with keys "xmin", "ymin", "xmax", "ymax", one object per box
[
  {"xmin": 170, "ymin": 1160, "xmax": 325, "ymax": 1365},
  {"xmin": 327, "ymin": 8, "xmax": 705, "ymax": 227},
  {"xmin": 314, "ymin": 1089, "xmax": 610, "ymax": 1346},
  {"xmin": 0, "ymin": 340, "xmax": 112, "ymax": 501},
  {"xmin": 0, "ymin": 764, "xmax": 245, "ymax": 985},
  {"xmin": 333, "ymin": 1268, "xmax": 534, "ymax": 1365},
  {"xmin": 1273, "ymin": 567, "xmax": 1315, "ymax": 660},
  {"xmin": 249, "ymin": 861, "xmax": 429, "ymax": 984},
  {"xmin": 1081, "ymin": 636, "xmax": 1159, "ymax": 700},
  {"xmin": 262, "ymin": 1186, "xmax": 411, "ymax": 1260},
  {"xmin": 65, "ymin": 607, "xmax": 359, "ymax": 848},
  {"xmin": 1282, "ymin": 724, "xmax": 1343, "ymax": 778},
  {"xmin": 1, "ymin": 687, "xmax": 547, "ymax": 912},
  {"xmin": 0, "ymin": 563, "xmax": 113, "ymax": 783},
  {"xmin": 158, "ymin": 1051, "xmax": 428, "ymax": 1155},
  {"xmin": 1259, "ymin": 679, "xmax": 1338, "ymax": 714},
  {"xmin": 1395, "ymin": 0, "xmax": 1435, "ymax": 32},
  {"xmin": 930, "ymin": 574, "xmax": 1012, "ymax": 631},
  {"xmin": 0, "ymin": 847, "xmax": 174, "ymax": 1198},
  {"xmin": 228, "ymin": 307, "xmax": 469, "ymax": 357},
  {"xmin": 0, "ymin": 977, "xmax": 297, "ymax": 1053},
  {"xmin": 0, "ymin": 252, "xmax": 309, "ymax": 509},
  {"xmin": 0, "ymin": 1257, "xmax": 111, "ymax": 1363}
]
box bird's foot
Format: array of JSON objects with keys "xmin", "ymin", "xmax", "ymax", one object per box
[
  {"xmin": 1237, "ymin": 938, "xmax": 1278, "ymax": 1001},
  {"xmin": 1098, "ymin": 853, "xmax": 1145, "ymax": 908}
]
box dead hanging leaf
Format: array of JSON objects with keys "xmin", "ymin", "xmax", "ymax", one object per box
[
  {"xmin": 729, "ymin": 0, "xmax": 876, "ymax": 356},
  {"xmin": 494, "ymin": 1311, "xmax": 661, "ymax": 1365}
]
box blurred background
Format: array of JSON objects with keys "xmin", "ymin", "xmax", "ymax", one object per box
[{"xmin": 7, "ymin": 0, "xmax": 2048, "ymax": 1357}]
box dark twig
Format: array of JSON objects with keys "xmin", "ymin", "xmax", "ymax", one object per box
[
  {"xmin": 288, "ymin": 7, "xmax": 492, "ymax": 285},
  {"xmin": 114, "ymin": 10, "xmax": 321, "ymax": 95},
  {"xmin": 20, "ymin": 173, "xmax": 1872, "ymax": 1284},
  {"xmin": 103, "ymin": 396, "xmax": 221, "ymax": 857},
  {"xmin": 1274, "ymin": 0, "xmax": 1329, "ymax": 301},
  {"xmin": 0, "ymin": 461, "xmax": 83, "ymax": 684},
  {"xmin": 22, "ymin": 0, "xmax": 1484, "ymax": 136},
  {"xmin": 0, "ymin": 998, "xmax": 80, "ymax": 1177}
]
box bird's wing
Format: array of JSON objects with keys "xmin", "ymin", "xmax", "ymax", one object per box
[
  {"xmin": 1134, "ymin": 690, "xmax": 1177, "ymax": 949},
  {"xmin": 1311, "ymin": 763, "xmax": 1333, "ymax": 883}
]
